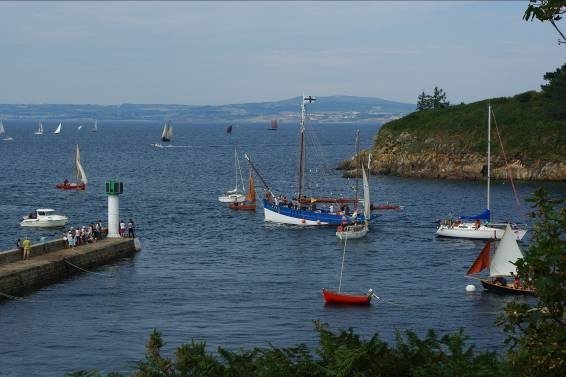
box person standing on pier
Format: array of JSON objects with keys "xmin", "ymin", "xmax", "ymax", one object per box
[
  {"xmin": 22, "ymin": 238, "xmax": 31, "ymax": 260},
  {"xmin": 127, "ymin": 219, "xmax": 135, "ymax": 238}
]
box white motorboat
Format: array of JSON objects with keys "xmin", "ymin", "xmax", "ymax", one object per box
[{"xmin": 20, "ymin": 209, "xmax": 69, "ymax": 228}]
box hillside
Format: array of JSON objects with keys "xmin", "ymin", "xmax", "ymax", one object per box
[
  {"xmin": 0, "ymin": 96, "xmax": 415, "ymax": 124},
  {"xmin": 341, "ymin": 91, "xmax": 566, "ymax": 181}
]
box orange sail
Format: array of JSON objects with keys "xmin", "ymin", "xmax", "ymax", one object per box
[
  {"xmin": 244, "ymin": 171, "xmax": 256, "ymax": 203},
  {"xmin": 467, "ymin": 240, "xmax": 492, "ymax": 275}
]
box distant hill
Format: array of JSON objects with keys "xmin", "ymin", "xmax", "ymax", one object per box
[{"xmin": 0, "ymin": 96, "xmax": 415, "ymax": 124}]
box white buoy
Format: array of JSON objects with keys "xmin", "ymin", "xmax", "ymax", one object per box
[{"xmin": 466, "ymin": 284, "xmax": 477, "ymax": 292}]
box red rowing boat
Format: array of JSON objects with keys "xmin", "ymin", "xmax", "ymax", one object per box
[
  {"xmin": 322, "ymin": 288, "xmax": 373, "ymax": 305},
  {"xmin": 229, "ymin": 170, "xmax": 256, "ymax": 211}
]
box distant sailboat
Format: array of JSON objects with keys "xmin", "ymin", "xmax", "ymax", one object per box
[
  {"xmin": 56, "ymin": 144, "xmax": 88, "ymax": 190},
  {"xmin": 269, "ymin": 120, "xmax": 278, "ymax": 131},
  {"xmin": 77, "ymin": 125, "xmax": 83, "ymax": 131},
  {"xmin": 226, "ymin": 125, "xmax": 233, "ymax": 134},
  {"xmin": 218, "ymin": 147, "xmax": 246, "ymax": 203},
  {"xmin": 161, "ymin": 121, "xmax": 173, "ymax": 142},
  {"xmin": 34, "ymin": 122, "xmax": 44, "ymax": 135},
  {"xmin": 1, "ymin": 120, "xmax": 14, "ymax": 141},
  {"xmin": 229, "ymin": 164, "xmax": 257, "ymax": 211},
  {"xmin": 54, "ymin": 122, "xmax": 62, "ymax": 134},
  {"xmin": 91, "ymin": 120, "xmax": 98, "ymax": 132}
]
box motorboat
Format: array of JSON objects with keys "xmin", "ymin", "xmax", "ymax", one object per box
[{"xmin": 20, "ymin": 209, "xmax": 69, "ymax": 228}]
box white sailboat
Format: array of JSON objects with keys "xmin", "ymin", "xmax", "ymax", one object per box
[
  {"xmin": 467, "ymin": 224, "xmax": 535, "ymax": 295},
  {"xmin": 34, "ymin": 122, "xmax": 44, "ymax": 135},
  {"xmin": 56, "ymin": 144, "xmax": 88, "ymax": 190},
  {"xmin": 54, "ymin": 122, "xmax": 62, "ymax": 134},
  {"xmin": 77, "ymin": 125, "xmax": 83, "ymax": 131},
  {"xmin": 1, "ymin": 120, "xmax": 14, "ymax": 141},
  {"xmin": 91, "ymin": 119, "xmax": 98, "ymax": 132},
  {"xmin": 161, "ymin": 121, "xmax": 173, "ymax": 142},
  {"xmin": 218, "ymin": 147, "xmax": 246, "ymax": 203},
  {"xmin": 336, "ymin": 133, "xmax": 371, "ymax": 240},
  {"xmin": 436, "ymin": 104, "xmax": 527, "ymax": 240}
]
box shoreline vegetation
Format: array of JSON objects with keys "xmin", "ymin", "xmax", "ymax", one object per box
[{"xmin": 340, "ymin": 64, "xmax": 566, "ymax": 181}]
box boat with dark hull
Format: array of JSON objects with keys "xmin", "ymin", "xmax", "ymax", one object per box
[{"xmin": 478, "ymin": 279, "xmax": 535, "ymax": 296}]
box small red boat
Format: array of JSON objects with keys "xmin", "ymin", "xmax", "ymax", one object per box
[
  {"xmin": 56, "ymin": 182, "xmax": 85, "ymax": 190},
  {"xmin": 371, "ymin": 203, "xmax": 403, "ymax": 210},
  {"xmin": 322, "ymin": 288, "xmax": 373, "ymax": 305}
]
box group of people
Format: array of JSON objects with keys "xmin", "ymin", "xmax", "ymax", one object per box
[
  {"xmin": 64, "ymin": 220, "xmax": 104, "ymax": 247},
  {"xmin": 119, "ymin": 219, "xmax": 135, "ymax": 238}
]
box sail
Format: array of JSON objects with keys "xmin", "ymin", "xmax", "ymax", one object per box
[
  {"xmin": 245, "ymin": 171, "xmax": 256, "ymax": 203},
  {"xmin": 489, "ymin": 224, "xmax": 524, "ymax": 277},
  {"xmin": 0, "ymin": 121, "xmax": 4, "ymax": 135},
  {"xmin": 460, "ymin": 209, "xmax": 490, "ymax": 221},
  {"xmin": 74, "ymin": 144, "xmax": 88, "ymax": 184},
  {"xmin": 362, "ymin": 167, "xmax": 371, "ymax": 220},
  {"xmin": 54, "ymin": 123, "xmax": 62, "ymax": 134},
  {"xmin": 227, "ymin": 125, "xmax": 233, "ymax": 134},
  {"xmin": 467, "ymin": 240, "xmax": 491, "ymax": 275},
  {"xmin": 92, "ymin": 120, "xmax": 98, "ymax": 132}
]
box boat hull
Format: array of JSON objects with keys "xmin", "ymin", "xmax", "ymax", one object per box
[
  {"xmin": 479, "ymin": 279, "xmax": 535, "ymax": 296},
  {"xmin": 20, "ymin": 217, "xmax": 68, "ymax": 228},
  {"xmin": 219, "ymin": 194, "xmax": 246, "ymax": 203},
  {"xmin": 322, "ymin": 289, "xmax": 372, "ymax": 305},
  {"xmin": 336, "ymin": 223, "xmax": 368, "ymax": 240},
  {"xmin": 229, "ymin": 203, "xmax": 256, "ymax": 211},
  {"xmin": 56, "ymin": 183, "xmax": 85, "ymax": 190},
  {"xmin": 436, "ymin": 224, "xmax": 526, "ymax": 240},
  {"xmin": 264, "ymin": 200, "xmax": 356, "ymax": 226}
]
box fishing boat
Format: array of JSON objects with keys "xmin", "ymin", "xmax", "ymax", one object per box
[
  {"xmin": 467, "ymin": 224, "xmax": 535, "ymax": 295},
  {"xmin": 259, "ymin": 95, "xmax": 363, "ymax": 226},
  {"xmin": 336, "ymin": 133, "xmax": 370, "ymax": 240},
  {"xmin": 268, "ymin": 120, "xmax": 278, "ymax": 131},
  {"xmin": 91, "ymin": 120, "xmax": 98, "ymax": 132},
  {"xmin": 218, "ymin": 147, "xmax": 246, "ymax": 203},
  {"xmin": 56, "ymin": 144, "xmax": 88, "ymax": 190},
  {"xmin": 436, "ymin": 104, "xmax": 527, "ymax": 240},
  {"xmin": 54, "ymin": 122, "xmax": 62, "ymax": 134},
  {"xmin": 20, "ymin": 209, "xmax": 68, "ymax": 228},
  {"xmin": 161, "ymin": 121, "xmax": 173, "ymax": 142},
  {"xmin": 34, "ymin": 122, "xmax": 44, "ymax": 135},
  {"xmin": 1, "ymin": 120, "xmax": 14, "ymax": 141},
  {"xmin": 322, "ymin": 239, "xmax": 375, "ymax": 305},
  {"xmin": 229, "ymin": 170, "xmax": 256, "ymax": 211}
]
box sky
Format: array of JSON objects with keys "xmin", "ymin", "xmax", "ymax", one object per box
[{"xmin": 0, "ymin": 1, "xmax": 564, "ymax": 106}]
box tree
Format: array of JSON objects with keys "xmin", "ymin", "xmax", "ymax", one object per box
[
  {"xmin": 524, "ymin": 0, "xmax": 566, "ymax": 44},
  {"xmin": 431, "ymin": 86, "xmax": 450, "ymax": 109},
  {"xmin": 417, "ymin": 91, "xmax": 431, "ymax": 111},
  {"xmin": 540, "ymin": 62, "xmax": 566, "ymax": 119},
  {"xmin": 500, "ymin": 188, "xmax": 566, "ymax": 376}
]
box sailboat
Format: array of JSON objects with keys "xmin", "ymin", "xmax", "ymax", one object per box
[
  {"xmin": 161, "ymin": 121, "xmax": 173, "ymax": 142},
  {"xmin": 229, "ymin": 169, "xmax": 256, "ymax": 211},
  {"xmin": 260, "ymin": 94, "xmax": 364, "ymax": 226},
  {"xmin": 268, "ymin": 120, "xmax": 278, "ymax": 131},
  {"xmin": 91, "ymin": 120, "xmax": 98, "ymax": 132},
  {"xmin": 436, "ymin": 104, "xmax": 527, "ymax": 240},
  {"xmin": 0, "ymin": 120, "xmax": 14, "ymax": 141},
  {"xmin": 56, "ymin": 144, "xmax": 88, "ymax": 190},
  {"xmin": 54, "ymin": 122, "xmax": 62, "ymax": 134},
  {"xmin": 322, "ymin": 238, "xmax": 375, "ymax": 305},
  {"xmin": 467, "ymin": 224, "xmax": 535, "ymax": 295},
  {"xmin": 219, "ymin": 148, "xmax": 246, "ymax": 203},
  {"xmin": 336, "ymin": 132, "xmax": 371, "ymax": 240},
  {"xmin": 34, "ymin": 122, "xmax": 44, "ymax": 135}
]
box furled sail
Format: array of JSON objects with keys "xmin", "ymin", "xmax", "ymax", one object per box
[
  {"xmin": 362, "ymin": 167, "xmax": 371, "ymax": 220},
  {"xmin": 460, "ymin": 209, "xmax": 490, "ymax": 221}
]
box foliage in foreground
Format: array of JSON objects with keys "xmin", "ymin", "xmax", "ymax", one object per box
[{"xmin": 69, "ymin": 323, "xmax": 503, "ymax": 377}]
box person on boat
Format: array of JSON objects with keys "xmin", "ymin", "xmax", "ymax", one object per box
[
  {"xmin": 494, "ymin": 276, "xmax": 507, "ymax": 286},
  {"xmin": 475, "ymin": 219, "xmax": 481, "ymax": 229},
  {"xmin": 511, "ymin": 272, "xmax": 522, "ymax": 289},
  {"xmin": 329, "ymin": 205, "xmax": 335, "ymax": 214},
  {"xmin": 64, "ymin": 179, "xmax": 69, "ymax": 187}
]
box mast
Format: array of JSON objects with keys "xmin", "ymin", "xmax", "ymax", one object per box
[
  {"xmin": 487, "ymin": 103, "xmax": 491, "ymax": 219},
  {"xmin": 355, "ymin": 129, "xmax": 360, "ymax": 212},
  {"xmin": 298, "ymin": 94, "xmax": 316, "ymax": 199}
]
